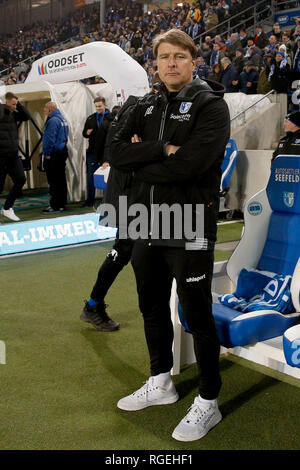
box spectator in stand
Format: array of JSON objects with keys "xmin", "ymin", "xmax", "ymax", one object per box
[
  {"xmin": 278, "ymin": 44, "xmax": 292, "ymax": 68},
  {"xmin": 267, "ymin": 35, "xmax": 278, "ymax": 52},
  {"xmin": 226, "ymin": 32, "xmax": 242, "ymax": 60},
  {"xmin": 269, "ymin": 51, "xmax": 291, "ymax": 94},
  {"xmin": 220, "ymin": 56, "xmax": 240, "ymax": 92},
  {"xmin": 239, "ymin": 27, "xmax": 248, "ymax": 48},
  {"xmin": 254, "ymin": 24, "xmax": 269, "ymax": 50},
  {"xmin": 257, "ymin": 52, "xmax": 274, "ymax": 95},
  {"xmin": 207, "ymin": 62, "xmax": 223, "ymax": 82},
  {"xmin": 199, "ymin": 40, "xmax": 212, "ymax": 64},
  {"xmin": 204, "ymin": 8, "xmax": 219, "ymax": 34},
  {"xmin": 232, "ymin": 47, "xmax": 246, "ymax": 74},
  {"xmin": 292, "ymin": 37, "xmax": 300, "ymax": 75},
  {"xmin": 147, "ymin": 65, "xmax": 155, "ymax": 87},
  {"xmin": 194, "ymin": 55, "xmax": 211, "ymax": 79},
  {"xmin": 281, "ymin": 31, "xmax": 294, "ymax": 60},
  {"xmin": 268, "ymin": 22, "xmax": 283, "ymax": 43},
  {"xmin": 215, "ymin": 2, "xmax": 226, "ymax": 24},
  {"xmin": 239, "ymin": 60, "xmax": 259, "ymax": 94},
  {"xmin": 217, "ymin": 37, "xmax": 227, "ymax": 53},
  {"xmin": 209, "ymin": 42, "xmax": 225, "ymax": 66},
  {"xmin": 244, "ymin": 37, "xmax": 255, "ymax": 58},
  {"xmin": 187, "ymin": 3, "xmax": 202, "ymax": 24},
  {"xmin": 247, "ymin": 45, "xmax": 263, "ymax": 69},
  {"xmin": 134, "ymin": 47, "xmax": 145, "ymax": 66}
]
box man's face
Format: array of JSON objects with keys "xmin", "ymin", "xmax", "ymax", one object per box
[
  {"xmin": 157, "ymin": 42, "xmax": 195, "ymax": 92},
  {"xmin": 6, "ymin": 97, "xmax": 18, "ymax": 112},
  {"xmin": 284, "ymin": 118, "xmax": 300, "ymax": 133},
  {"xmin": 43, "ymin": 105, "xmax": 51, "ymax": 116},
  {"xmin": 95, "ymin": 101, "xmax": 106, "ymax": 114}
]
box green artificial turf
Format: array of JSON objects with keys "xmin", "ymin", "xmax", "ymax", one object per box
[{"xmin": 1, "ymin": 241, "xmax": 300, "ymax": 450}]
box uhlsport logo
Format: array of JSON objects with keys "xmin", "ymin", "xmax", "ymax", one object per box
[
  {"xmin": 283, "ymin": 191, "xmax": 294, "ymax": 208},
  {"xmin": 38, "ymin": 52, "xmax": 86, "ymax": 76}
]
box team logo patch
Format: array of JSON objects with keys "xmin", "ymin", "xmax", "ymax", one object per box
[
  {"xmin": 283, "ymin": 191, "xmax": 294, "ymax": 208},
  {"xmin": 179, "ymin": 102, "xmax": 192, "ymax": 114},
  {"xmin": 247, "ymin": 201, "xmax": 262, "ymax": 216}
]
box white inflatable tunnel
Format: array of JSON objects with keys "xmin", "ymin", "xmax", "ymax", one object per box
[{"xmin": 0, "ymin": 42, "xmax": 150, "ymax": 202}]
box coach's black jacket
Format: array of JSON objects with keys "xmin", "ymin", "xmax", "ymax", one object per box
[
  {"xmin": 110, "ymin": 77, "xmax": 230, "ymax": 246},
  {"xmin": 272, "ymin": 129, "xmax": 300, "ymax": 164},
  {"xmin": 0, "ymin": 102, "xmax": 30, "ymax": 159}
]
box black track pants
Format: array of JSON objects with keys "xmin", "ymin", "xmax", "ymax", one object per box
[
  {"xmin": 90, "ymin": 235, "xmax": 134, "ymax": 303},
  {"xmin": 131, "ymin": 240, "xmax": 222, "ymax": 400},
  {"xmin": 0, "ymin": 156, "xmax": 26, "ymax": 210}
]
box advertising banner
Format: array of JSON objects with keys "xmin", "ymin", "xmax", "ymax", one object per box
[
  {"xmin": 26, "ymin": 42, "xmax": 149, "ymax": 102},
  {"xmin": 0, "ymin": 213, "xmax": 117, "ymax": 256},
  {"xmin": 274, "ymin": 8, "xmax": 300, "ymax": 27}
]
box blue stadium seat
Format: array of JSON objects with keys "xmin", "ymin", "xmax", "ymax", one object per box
[
  {"xmin": 212, "ymin": 154, "xmax": 300, "ymax": 348},
  {"xmin": 220, "ymin": 138, "xmax": 238, "ymax": 195},
  {"xmin": 283, "ymin": 324, "xmax": 300, "ymax": 369}
]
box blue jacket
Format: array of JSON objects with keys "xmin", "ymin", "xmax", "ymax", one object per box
[{"xmin": 42, "ymin": 109, "xmax": 69, "ymax": 155}]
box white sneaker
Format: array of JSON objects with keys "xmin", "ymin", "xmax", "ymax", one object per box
[
  {"xmin": 117, "ymin": 376, "xmax": 179, "ymax": 411},
  {"xmin": 172, "ymin": 396, "xmax": 222, "ymax": 442},
  {"xmin": 0, "ymin": 208, "xmax": 20, "ymax": 222}
]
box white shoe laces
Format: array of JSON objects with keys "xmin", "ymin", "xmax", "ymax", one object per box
[
  {"xmin": 133, "ymin": 379, "xmax": 160, "ymax": 398},
  {"xmin": 184, "ymin": 398, "xmax": 212, "ymax": 425}
]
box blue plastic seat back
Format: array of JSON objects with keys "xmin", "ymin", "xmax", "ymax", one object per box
[
  {"xmin": 220, "ymin": 138, "xmax": 238, "ymax": 192},
  {"xmin": 258, "ymin": 155, "xmax": 300, "ymax": 276}
]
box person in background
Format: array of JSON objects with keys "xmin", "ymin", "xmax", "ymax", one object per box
[
  {"xmin": 82, "ymin": 97, "xmax": 111, "ymax": 207},
  {"xmin": 239, "ymin": 60, "xmax": 259, "ymax": 94},
  {"xmin": 42, "ymin": 101, "xmax": 69, "ymax": 214},
  {"xmin": 194, "ymin": 55, "xmax": 211, "ymax": 79},
  {"xmin": 272, "ymin": 111, "xmax": 300, "ymax": 164},
  {"xmin": 80, "ymin": 98, "xmax": 138, "ymax": 333},
  {"xmin": 0, "ymin": 92, "xmax": 30, "ymax": 222},
  {"xmin": 220, "ymin": 56, "xmax": 240, "ymax": 92}
]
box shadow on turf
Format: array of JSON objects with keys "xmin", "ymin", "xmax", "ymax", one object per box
[{"xmin": 80, "ymin": 328, "xmax": 148, "ymax": 389}]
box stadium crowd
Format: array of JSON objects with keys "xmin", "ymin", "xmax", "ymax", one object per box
[{"xmin": 0, "ymin": 0, "xmax": 299, "ymax": 97}]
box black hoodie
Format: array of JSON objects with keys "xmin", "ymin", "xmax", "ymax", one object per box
[{"xmin": 110, "ymin": 78, "xmax": 230, "ymax": 245}]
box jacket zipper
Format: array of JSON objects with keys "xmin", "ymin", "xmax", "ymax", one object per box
[{"xmin": 149, "ymin": 103, "xmax": 169, "ymax": 243}]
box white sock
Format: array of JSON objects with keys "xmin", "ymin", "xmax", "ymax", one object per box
[
  {"xmin": 198, "ymin": 394, "xmax": 217, "ymax": 407},
  {"xmin": 152, "ymin": 371, "xmax": 172, "ymax": 387}
]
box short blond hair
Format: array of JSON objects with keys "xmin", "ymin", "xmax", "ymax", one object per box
[{"xmin": 153, "ymin": 29, "xmax": 198, "ymax": 59}]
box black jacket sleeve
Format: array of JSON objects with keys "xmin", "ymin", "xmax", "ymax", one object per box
[
  {"xmin": 134, "ymin": 99, "xmax": 230, "ymax": 184},
  {"xmin": 110, "ymin": 103, "xmax": 167, "ymax": 171},
  {"xmin": 82, "ymin": 114, "xmax": 97, "ymax": 138},
  {"xmin": 14, "ymin": 102, "xmax": 30, "ymax": 122}
]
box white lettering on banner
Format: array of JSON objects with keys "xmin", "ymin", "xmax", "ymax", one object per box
[{"xmin": 0, "ymin": 218, "xmax": 103, "ymax": 248}]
